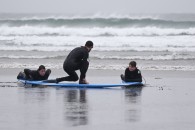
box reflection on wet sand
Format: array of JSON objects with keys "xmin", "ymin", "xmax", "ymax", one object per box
[
  {"xmin": 63, "ymin": 89, "xmax": 88, "ymax": 126},
  {"xmin": 124, "ymin": 87, "xmax": 143, "ymax": 122},
  {"xmin": 18, "ymin": 88, "xmax": 51, "ymax": 127}
]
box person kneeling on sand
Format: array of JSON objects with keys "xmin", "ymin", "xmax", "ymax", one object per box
[
  {"xmin": 121, "ymin": 61, "xmax": 142, "ymax": 82},
  {"xmin": 17, "ymin": 65, "xmax": 51, "ymax": 81}
]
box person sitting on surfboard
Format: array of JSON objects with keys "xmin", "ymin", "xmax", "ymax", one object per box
[
  {"xmin": 56, "ymin": 41, "xmax": 93, "ymax": 84},
  {"xmin": 17, "ymin": 65, "xmax": 51, "ymax": 80},
  {"xmin": 121, "ymin": 61, "xmax": 142, "ymax": 82}
]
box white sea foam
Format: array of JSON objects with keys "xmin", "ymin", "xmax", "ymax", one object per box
[
  {"xmin": 0, "ymin": 53, "xmax": 194, "ymax": 60},
  {"xmin": 92, "ymin": 54, "xmax": 195, "ymax": 60},
  {"xmin": 0, "ymin": 35, "xmax": 194, "ymax": 52},
  {"xmin": 0, "ymin": 26, "xmax": 195, "ymax": 36},
  {"xmin": 1, "ymin": 62, "xmax": 195, "ymax": 71}
]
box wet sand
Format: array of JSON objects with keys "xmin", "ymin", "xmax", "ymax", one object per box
[{"xmin": 0, "ymin": 68, "xmax": 195, "ymax": 130}]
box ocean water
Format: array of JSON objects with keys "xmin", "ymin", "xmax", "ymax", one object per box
[{"xmin": 0, "ymin": 13, "xmax": 195, "ymax": 70}]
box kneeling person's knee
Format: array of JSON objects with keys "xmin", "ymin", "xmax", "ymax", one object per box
[{"xmin": 72, "ymin": 76, "xmax": 79, "ymax": 81}]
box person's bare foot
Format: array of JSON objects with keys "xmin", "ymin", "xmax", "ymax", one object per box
[{"xmin": 79, "ymin": 79, "xmax": 89, "ymax": 84}]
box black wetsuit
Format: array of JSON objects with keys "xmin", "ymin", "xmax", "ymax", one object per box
[
  {"xmin": 122, "ymin": 68, "xmax": 142, "ymax": 82},
  {"xmin": 57, "ymin": 46, "xmax": 89, "ymax": 82},
  {"xmin": 23, "ymin": 69, "xmax": 51, "ymax": 80}
]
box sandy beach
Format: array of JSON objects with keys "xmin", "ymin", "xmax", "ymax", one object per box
[{"xmin": 0, "ymin": 68, "xmax": 195, "ymax": 130}]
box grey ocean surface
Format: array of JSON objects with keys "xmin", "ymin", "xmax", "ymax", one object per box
[
  {"xmin": 1, "ymin": 13, "xmax": 195, "ymax": 71},
  {"xmin": 1, "ymin": 15, "xmax": 195, "ymax": 71}
]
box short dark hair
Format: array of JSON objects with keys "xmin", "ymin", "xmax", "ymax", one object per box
[
  {"xmin": 38, "ymin": 65, "xmax": 45, "ymax": 71},
  {"xmin": 85, "ymin": 41, "xmax": 93, "ymax": 48},
  {"xmin": 129, "ymin": 61, "xmax": 136, "ymax": 67}
]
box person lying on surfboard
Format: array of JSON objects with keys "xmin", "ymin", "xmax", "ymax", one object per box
[
  {"xmin": 17, "ymin": 65, "xmax": 51, "ymax": 81},
  {"xmin": 56, "ymin": 41, "xmax": 93, "ymax": 84},
  {"xmin": 120, "ymin": 61, "xmax": 142, "ymax": 82}
]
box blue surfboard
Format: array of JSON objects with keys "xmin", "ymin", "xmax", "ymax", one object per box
[{"xmin": 18, "ymin": 79, "xmax": 143, "ymax": 88}]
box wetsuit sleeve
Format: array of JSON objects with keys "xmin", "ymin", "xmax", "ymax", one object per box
[
  {"xmin": 79, "ymin": 50, "xmax": 89, "ymax": 80},
  {"xmin": 43, "ymin": 69, "xmax": 51, "ymax": 80},
  {"xmin": 24, "ymin": 69, "xmax": 32, "ymax": 79},
  {"xmin": 124, "ymin": 68, "xmax": 128, "ymax": 78},
  {"xmin": 136, "ymin": 70, "xmax": 142, "ymax": 82},
  {"xmin": 82, "ymin": 51, "xmax": 89, "ymax": 62}
]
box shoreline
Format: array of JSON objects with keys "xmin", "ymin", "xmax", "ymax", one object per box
[{"xmin": 1, "ymin": 68, "xmax": 195, "ymax": 86}]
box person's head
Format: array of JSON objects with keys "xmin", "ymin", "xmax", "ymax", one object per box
[
  {"xmin": 85, "ymin": 41, "xmax": 93, "ymax": 52},
  {"xmin": 129, "ymin": 61, "xmax": 137, "ymax": 71},
  {"xmin": 37, "ymin": 65, "xmax": 46, "ymax": 76}
]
